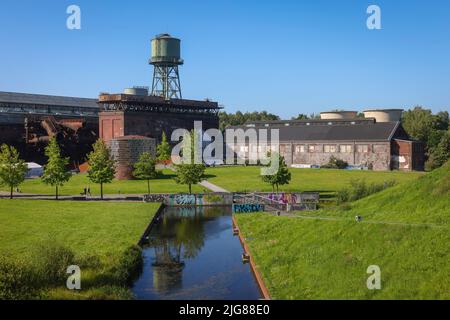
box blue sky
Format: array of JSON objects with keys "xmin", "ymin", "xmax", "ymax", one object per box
[{"xmin": 0, "ymin": 0, "xmax": 449, "ymax": 118}]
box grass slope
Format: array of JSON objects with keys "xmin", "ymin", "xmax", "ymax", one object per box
[
  {"xmin": 235, "ymin": 163, "xmax": 450, "ymax": 299},
  {"xmin": 1, "ymin": 169, "xmax": 205, "ymax": 196},
  {"xmin": 206, "ymin": 166, "xmax": 423, "ymax": 198},
  {"xmin": 0, "ymin": 200, "xmax": 159, "ymax": 259},
  {"xmin": 0, "ymin": 200, "xmax": 160, "ymax": 299}
]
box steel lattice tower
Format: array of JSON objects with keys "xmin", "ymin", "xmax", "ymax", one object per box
[{"xmin": 149, "ymin": 34, "xmax": 183, "ymax": 100}]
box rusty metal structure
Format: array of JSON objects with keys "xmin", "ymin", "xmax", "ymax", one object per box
[
  {"xmin": 98, "ymin": 93, "xmax": 220, "ymax": 143},
  {"xmin": 150, "ymin": 34, "xmax": 184, "ymax": 100},
  {"xmin": 0, "ymin": 91, "xmax": 98, "ymax": 166}
]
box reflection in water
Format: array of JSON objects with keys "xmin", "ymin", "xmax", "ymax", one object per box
[{"xmin": 132, "ymin": 206, "xmax": 261, "ymax": 300}]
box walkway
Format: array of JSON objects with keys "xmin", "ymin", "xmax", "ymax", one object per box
[
  {"xmin": 270, "ymin": 211, "xmax": 449, "ymax": 229},
  {"xmin": 199, "ymin": 180, "xmax": 230, "ymax": 193}
]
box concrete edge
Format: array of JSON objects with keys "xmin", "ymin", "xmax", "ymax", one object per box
[
  {"xmin": 232, "ymin": 215, "xmax": 271, "ymax": 300},
  {"xmin": 137, "ymin": 202, "xmax": 165, "ymax": 246}
]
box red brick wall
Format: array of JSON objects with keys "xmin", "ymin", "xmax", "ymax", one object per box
[{"xmin": 99, "ymin": 112, "xmax": 124, "ymax": 142}]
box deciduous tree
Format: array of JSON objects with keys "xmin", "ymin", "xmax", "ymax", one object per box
[
  {"xmin": 261, "ymin": 152, "xmax": 291, "ymax": 192},
  {"xmin": 87, "ymin": 139, "xmax": 116, "ymax": 199},
  {"xmin": 41, "ymin": 138, "xmax": 71, "ymax": 200},
  {"xmin": 157, "ymin": 131, "xmax": 171, "ymax": 165},
  {"xmin": 0, "ymin": 144, "xmax": 28, "ymax": 199},
  {"xmin": 133, "ymin": 152, "xmax": 158, "ymax": 194}
]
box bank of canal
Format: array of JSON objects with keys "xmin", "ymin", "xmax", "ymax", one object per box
[{"xmin": 132, "ymin": 206, "xmax": 262, "ymax": 300}]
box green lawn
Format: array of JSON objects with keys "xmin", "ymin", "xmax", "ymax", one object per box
[
  {"xmin": 2, "ymin": 169, "xmax": 205, "ymax": 196},
  {"xmin": 0, "ymin": 200, "xmax": 160, "ymax": 299},
  {"xmin": 235, "ymin": 163, "xmax": 450, "ymax": 299},
  {"xmin": 206, "ymin": 166, "xmax": 424, "ymax": 198}
]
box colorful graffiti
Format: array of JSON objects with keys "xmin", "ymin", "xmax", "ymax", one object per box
[
  {"xmin": 261, "ymin": 192, "xmax": 319, "ymax": 204},
  {"xmin": 266, "ymin": 193, "xmax": 298, "ymax": 204},
  {"xmin": 233, "ymin": 204, "xmax": 264, "ymax": 213},
  {"xmin": 143, "ymin": 194, "xmax": 166, "ymax": 203},
  {"xmin": 167, "ymin": 194, "xmax": 196, "ymax": 206}
]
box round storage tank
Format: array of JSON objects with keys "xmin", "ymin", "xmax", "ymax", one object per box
[
  {"xmin": 363, "ymin": 109, "xmax": 403, "ymax": 122},
  {"xmin": 320, "ymin": 111, "xmax": 358, "ymax": 120},
  {"xmin": 109, "ymin": 136, "xmax": 156, "ymax": 180},
  {"xmin": 124, "ymin": 87, "xmax": 149, "ymax": 96},
  {"xmin": 150, "ymin": 34, "xmax": 183, "ymax": 65}
]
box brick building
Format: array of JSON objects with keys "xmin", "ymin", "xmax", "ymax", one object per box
[{"xmin": 228, "ymin": 110, "xmax": 424, "ymax": 171}]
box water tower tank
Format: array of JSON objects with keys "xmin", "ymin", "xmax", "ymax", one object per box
[
  {"xmin": 363, "ymin": 109, "xmax": 403, "ymax": 122},
  {"xmin": 320, "ymin": 111, "xmax": 358, "ymax": 120},
  {"xmin": 150, "ymin": 34, "xmax": 183, "ymax": 65},
  {"xmin": 124, "ymin": 87, "xmax": 149, "ymax": 96}
]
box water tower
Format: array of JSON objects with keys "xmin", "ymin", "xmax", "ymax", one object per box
[{"xmin": 149, "ymin": 34, "xmax": 184, "ymax": 100}]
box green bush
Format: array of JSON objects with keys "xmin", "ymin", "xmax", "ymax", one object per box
[
  {"xmin": 112, "ymin": 245, "xmax": 143, "ymax": 286},
  {"xmin": 337, "ymin": 179, "xmax": 397, "ymax": 204},
  {"xmin": 31, "ymin": 241, "xmax": 76, "ymax": 286},
  {"xmin": 321, "ymin": 156, "xmax": 349, "ymax": 169},
  {"xmin": 0, "ymin": 258, "xmax": 40, "ymax": 300}
]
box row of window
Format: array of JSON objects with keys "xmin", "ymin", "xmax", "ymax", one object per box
[
  {"xmin": 295, "ymin": 144, "xmax": 370, "ymax": 154},
  {"xmin": 232, "ymin": 144, "xmax": 372, "ymax": 154}
]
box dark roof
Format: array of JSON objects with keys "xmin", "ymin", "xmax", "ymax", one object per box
[
  {"xmin": 228, "ymin": 122, "xmax": 401, "ymax": 142},
  {"xmin": 0, "ymin": 91, "xmax": 98, "ymax": 108}
]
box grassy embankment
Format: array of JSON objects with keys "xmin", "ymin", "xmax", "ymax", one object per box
[
  {"xmin": 0, "ymin": 200, "xmax": 160, "ymax": 299},
  {"xmin": 206, "ymin": 166, "xmax": 423, "ymax": 200},
  {"xmin": 0, "ymin": 169, "xmax": 205, "ymax": 196},
  {"xmin": 235, "ymin": 163, "xmax": 450, "ymax": 299}
]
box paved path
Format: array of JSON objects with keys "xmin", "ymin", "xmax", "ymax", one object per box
[
  {"xmin": 166, "ymin": 165, "xmax": 230, "ymax": 193},
  {"xmin": 199, "ymin": 180, "xmax": 230, "ymax": 193},
  {"xmin": 0, "ymin": 191, "xmax": 145, "ymax": 201},
  {"xmin": 270, "ymin": 211, "xmax": 449, "ymax": 229}
]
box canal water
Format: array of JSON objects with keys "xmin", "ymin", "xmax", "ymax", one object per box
[{"xmin": 132, "ymin": 206, "xmax": 262, "ymax": 300}]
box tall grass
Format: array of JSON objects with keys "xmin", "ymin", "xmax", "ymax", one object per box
[
  {"xmin": 336, "ymin": 179, "xmax": 397, "ymax": 204},
  {"xmin": 0, "ymin": 242, "xmax": 144, "ymax": 300}
]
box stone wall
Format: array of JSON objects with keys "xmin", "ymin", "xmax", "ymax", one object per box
[
  {"xmin": 234, "ymin": 141, "xmax": 392, "ymax": 171},
  {"xmin": 109, "ymin": 136, "xmax": 156, "ymax": 180}
]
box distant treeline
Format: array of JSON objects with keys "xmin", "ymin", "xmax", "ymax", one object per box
[{"xmin": 218, "ymin": 111, "xmax": 280, "ymax": 130}]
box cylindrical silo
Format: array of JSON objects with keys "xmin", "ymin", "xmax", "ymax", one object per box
[
  {"xmin": 363, "ymin": 109, "xmax": 403, "ymax": 122},
  {"xmin": 320, "ymin": 111, "xmax": 358, "ymax": 120}
]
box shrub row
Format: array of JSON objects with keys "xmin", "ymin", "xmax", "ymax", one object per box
[
  {"xmin": 336, "ymin": 179, "xmax": 397, "ymax": 204},
  {"xmin": 0, "ymin": 243, "xmax": 143, "ymax": 299}
]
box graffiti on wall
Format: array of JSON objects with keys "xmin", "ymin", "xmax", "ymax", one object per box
[
  {"xmin": 266, "ymin": 193, "xmax": 298, "ymax": 204},
  {"xmin": 233, "ymin": 204, "xmax": 264, "ymax": 213},
  {"xmin": 263, "ymin": 192, "xmax": 319, "ymax": 204},
  {"xmin": 143, "ymin": 194, "xmax": 166, "ymax": 203},
  {"xmin": 167, "ymin": 194, "xmax": 197, "ymax": 206}
]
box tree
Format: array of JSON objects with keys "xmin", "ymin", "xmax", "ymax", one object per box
[
  {"xmin": 402, "ymin": 106, "xmax": 450, "ymax": 170},
  {"xmin": 133, "ymin": 152, "xmax": 158, "ymax": 194},
  {"xmin": 174, "ymin": 164, "xmax": 205, "ymax": 194},
  {"xmin": 291, "ymin": 114, "xmax": 309, "ymax": 120},
  {"xmin": 261, "ymin": 153, "xmax": 291, "ymax": 192},
  {"xmin": 41, "ymin": 138, "xmax": 71, "ymax": 200},
  {"xmin": 219, "ymin": 111, "xmax": 280, "ymax": 130},
  {"xmin": 402, "ymin": 107, "xmax": 439, "ymax": 148},
  {"xmin": 173, "ymin": 130, "xmax": 205, "ymax": 193},
  {"xmin": 87, "ymin": 139, "xmax": 116, "ymax": 199},
  {"xmin": 157, "ymin": 131, "xmax": 171, "ymax": 165},
  {"xmin": 426, "ymin": 132, "xmax": 450, "ymax": 171},
  {"xmin": 0, "ymin": 144, "xmax": 28, "ymax": 199}
]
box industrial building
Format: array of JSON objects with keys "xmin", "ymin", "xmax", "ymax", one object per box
[
  {"xmin": 228, "ymin": 109, "xmax": 424, "ymax": 171},
  {"xmin": 0, "ymin": 91, "xmax": 98, "ymax": 165},
  {"xmin": 0, "ymin": 34, "xmax": 220, "ymax": 173},
  {"xmin": 0, "ymin": 34, "xmax": 425, "ymax": 173},
  {"xmin": 98, "ymin": 34, "xmax": 220, "ymax": 179}
]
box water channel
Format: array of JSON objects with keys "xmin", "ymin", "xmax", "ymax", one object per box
[{"xmin": 132, "ymin": 206, "xmax": 262, "ymax": 300}]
